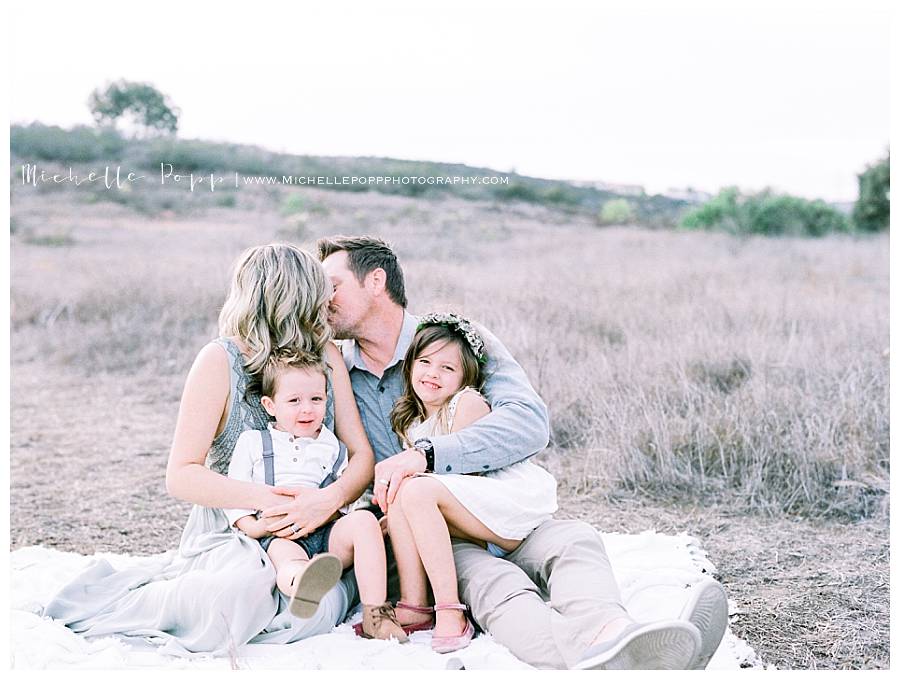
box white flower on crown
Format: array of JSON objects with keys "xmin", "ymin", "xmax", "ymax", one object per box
[{"xmin": 416, "ymin": 312, "xmax": 487, "ymax": 363}]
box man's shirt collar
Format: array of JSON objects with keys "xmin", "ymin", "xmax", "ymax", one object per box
[{"xmin": 341, "ymin": 311, "xmax": 419, "ymax": 375}]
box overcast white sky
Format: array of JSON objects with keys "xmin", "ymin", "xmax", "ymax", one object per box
[{"xmin": 9, "ymin": 0, "xmax": 891, "ymax": 201}]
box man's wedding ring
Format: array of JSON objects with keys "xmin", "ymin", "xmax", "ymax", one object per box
[
  {"xmin": 376, "ymin": 478, "xmax": 390, "ymax": 486},
  {"xmin": 290, "ymin": 524, "xmax": 300, "ymax": 534}
]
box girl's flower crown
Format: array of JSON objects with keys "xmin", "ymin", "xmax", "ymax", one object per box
[{"xmin": 416, "ymin": 312, "xmax": 487, "ymax": 364}]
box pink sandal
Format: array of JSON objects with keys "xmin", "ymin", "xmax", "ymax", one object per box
[
  {"xmin": 431, "ymin": 603, "xmax": 475, "ymax": 654},
  {"xmin": 353, "ymin": 601, "xmax": 434, "ymax": 637}
]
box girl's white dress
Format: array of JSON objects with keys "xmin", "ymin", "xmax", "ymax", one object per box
[{"xmin": 407, "ymin": 388, "xmax": 558, "ymax": 541}]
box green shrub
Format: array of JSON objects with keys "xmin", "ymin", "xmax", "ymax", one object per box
[
  {"xmin": 542, "ymin": 186, "xmax": 580, "ymax": 205},
  {"xmin": 11, "ymin": 123, "xmax": 125, "ymax": 162},
  {"xmin": 853, "ymin": 154, "xmax": 889, "ymax": 232},
  {"xmin": 492, "ymin": 181, "xmax": 541, "ymax": 203},
  {"xmin": 281, "ymin": 193, "xmax": 305, "ymax": 215},
  {"xmin": 130, "ymin": 138, "xmax": 276, "ymax": 174},
  {"xmin": 215, "ymin": 193, "xmax": 237, "ymax": 208},
  {"xmin": 599, "ymin": 198, "xmax": 636, "ymax": 225},
  {"xmin": 680, "ymin": 188, "xmax": 850, "ymax": 237},
  {"xmin": 679, "ymin": 187, "xmax": 741, "ymax": 232}
]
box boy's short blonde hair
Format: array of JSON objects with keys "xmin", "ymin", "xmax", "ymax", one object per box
[{"xmin": 260, "ymin": 351, "xmax": 328, "ymax": 398}]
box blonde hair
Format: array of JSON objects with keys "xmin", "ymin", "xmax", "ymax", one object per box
[
  {"xmin": 218, "ymin": 243, "xmax": 332, "ymax": 377},
  {"xmin": 261, "ymin": 350, "xmax": 328, "ymax": 399}
]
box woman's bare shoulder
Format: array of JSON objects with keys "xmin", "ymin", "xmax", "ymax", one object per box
[
  {"xmin": 195, "ymin": 340, "xmax": 231, "ymax": 368},
  {"xmin": 183, "ymin": 341, "xmax": 233, "ymax": 390}
]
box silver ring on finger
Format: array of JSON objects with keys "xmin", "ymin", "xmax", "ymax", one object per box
[
  {"xmin": 291, "ymin": 524, "xmax": 301, "ymax": 534},
  {"xmin": 376, "ymin": 478, "xmax": 390, "ymax": 487}
]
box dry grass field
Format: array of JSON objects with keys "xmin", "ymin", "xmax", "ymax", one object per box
[{"xmin": 9, "ymin": 168, "xmax": 890, "ymax": 669}]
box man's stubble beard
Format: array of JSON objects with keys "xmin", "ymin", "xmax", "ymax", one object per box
[{"xmin": 326, "ymin": 312, "xmax": 356, "ymax": 341}]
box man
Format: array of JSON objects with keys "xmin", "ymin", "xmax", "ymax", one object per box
[{"xmin": 317, "ymin": 235, "xmax": 727, "ymax": 670}]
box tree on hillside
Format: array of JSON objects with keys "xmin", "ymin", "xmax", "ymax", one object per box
[
  {"xmin": 852, "ymin": 154, "xmax": 890, "ymax": 232},
  {"xmin": 88, "ymin": 80, "xmax": 179, "ymax": 137}
]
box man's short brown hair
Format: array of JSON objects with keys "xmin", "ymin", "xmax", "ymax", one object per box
[{"xmin": 317, "ymin": 235, "xmax": 407, "ymax": 308}]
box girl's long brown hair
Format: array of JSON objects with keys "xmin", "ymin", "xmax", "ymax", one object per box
[{"xmin": 390, "ymin": 324, "xmax": 484, "ymax": 445}]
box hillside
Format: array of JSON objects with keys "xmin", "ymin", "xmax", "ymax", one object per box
[{"xmin": 11, "ymin": 122, "xmax": 689, "ymax": 227}]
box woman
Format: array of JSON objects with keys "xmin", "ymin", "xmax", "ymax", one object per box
[{"xmin": 43, "ymin": 243, "xmax": 375, "ymax": 654}]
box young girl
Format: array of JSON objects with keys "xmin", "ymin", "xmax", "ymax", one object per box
[
  {"xmin": 226, "ymin": 352, "xmax": 406, "ymax": 642},
  {"xmin": 385, "ymin": 313, "xmax": 558, "ymax": 653}
]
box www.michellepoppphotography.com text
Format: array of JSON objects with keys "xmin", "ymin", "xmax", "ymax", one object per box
[{"xmin": 20, "ymin": 163, "xmax": 510, "ymax": 192}]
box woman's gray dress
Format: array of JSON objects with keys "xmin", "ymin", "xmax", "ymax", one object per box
[{"xmin": 42, "ymin": 338, "xmax": 357, "ymax": 656}]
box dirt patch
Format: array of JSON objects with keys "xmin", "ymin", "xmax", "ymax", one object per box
[{"xmin": 557, "ymin": 492, "xmax": 889, "ymax": 669}]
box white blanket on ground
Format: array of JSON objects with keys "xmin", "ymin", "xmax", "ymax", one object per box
[{"xmin": 10, "ymin": 531, "xmax": 761, "ymax": 670}]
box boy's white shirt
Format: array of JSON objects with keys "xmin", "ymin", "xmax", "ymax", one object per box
[{"xmin": 224, "ymin": 423, "xmax": 347, "ymax": 528}]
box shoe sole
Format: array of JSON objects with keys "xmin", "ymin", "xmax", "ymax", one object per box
[
  {"xmin": 680, "ymin": 580, "xmax": 729, "ymax": 669},
  {"xmin": 574, "ymin": 620, "xmax": 701, "ymax": 670},
  {"xmin": 288, "ymin": 553, "xmax": 343, "ymax": 618},
  {"xmin": 353, "ymin": 619, "xmax": 434, "ymax": 637}
]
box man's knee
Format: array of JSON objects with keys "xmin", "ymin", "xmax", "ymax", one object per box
[
  {"xmin": 530, "ymin": 518, "xmax": 599, "ymax": 544},
  {"xmin": 521, "ymin": 518, "xmax": 605, "ymax": 557}
]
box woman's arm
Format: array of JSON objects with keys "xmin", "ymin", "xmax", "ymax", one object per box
[
  {"xmin": 165, "ymin": 342, "xmax": 288, "ymax": 511},
  {"xmin": 325, "ymin": 342, "xmax": 376, "ymax": 505}
]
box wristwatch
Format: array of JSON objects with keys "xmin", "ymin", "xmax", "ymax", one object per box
[{"xmin": 414, "ymin": 438, "xmax": 435, "ymax": 473}]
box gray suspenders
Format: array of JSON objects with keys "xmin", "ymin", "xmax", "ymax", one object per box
[{"xmin": 259, "ymin": 429, "xmax": 347, "ymax": 489}]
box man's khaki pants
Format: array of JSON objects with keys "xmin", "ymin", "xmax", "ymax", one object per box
[
  {"xmin": 382, "ymin": 518, "xmax": 627, "ymax": 669},
  {"xmin": 452, "ymin": 519, "xmax": 628, "ymax": 669}
]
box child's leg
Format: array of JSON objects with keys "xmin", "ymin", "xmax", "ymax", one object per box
[
  {"xmin": 266, "ymin": 538, "xmax": 311, "ymax": 597},
  {"xmin": 327, "ymin": 510, "xmax": 387, "ymax": 605},
  {"xmin": 385, "ymin": 492, "xmax": 433, "ymax": 626},
  {"xmin": 403, "ymin": 477, "xmax": 523, "ymax": 552},
  {"xmin": 396, "ymin": 476, "xmax": 516, "ymax": 637}
]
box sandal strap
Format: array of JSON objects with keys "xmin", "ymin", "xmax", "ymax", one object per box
[
  {"xmin": 396, "ymin": 601, "xmax": 434, "ymax": 614},
  {"xmin": 433, "ymin": 603, "xmax": 468, "ymax": 612}
]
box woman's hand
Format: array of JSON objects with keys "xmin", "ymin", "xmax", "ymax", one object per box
[
  {"xmin": 261, "ymin": 485, "xmax": 343, "ymax": 538},
  {"xmin": 373, "ymin": 448, "xmax": 427, "ymax": 508}
]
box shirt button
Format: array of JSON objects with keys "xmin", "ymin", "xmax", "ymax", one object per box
[
  {"xmin": 293, "ymin": 457, "xmax": 298, "ymax": 462},
  {"xmin": 446, "ymin": 465, "xmax": 452, "ymax": 472},
  {"xmin": 295, "ymin": 446, "xmax": 299, "ymax": 450}
]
